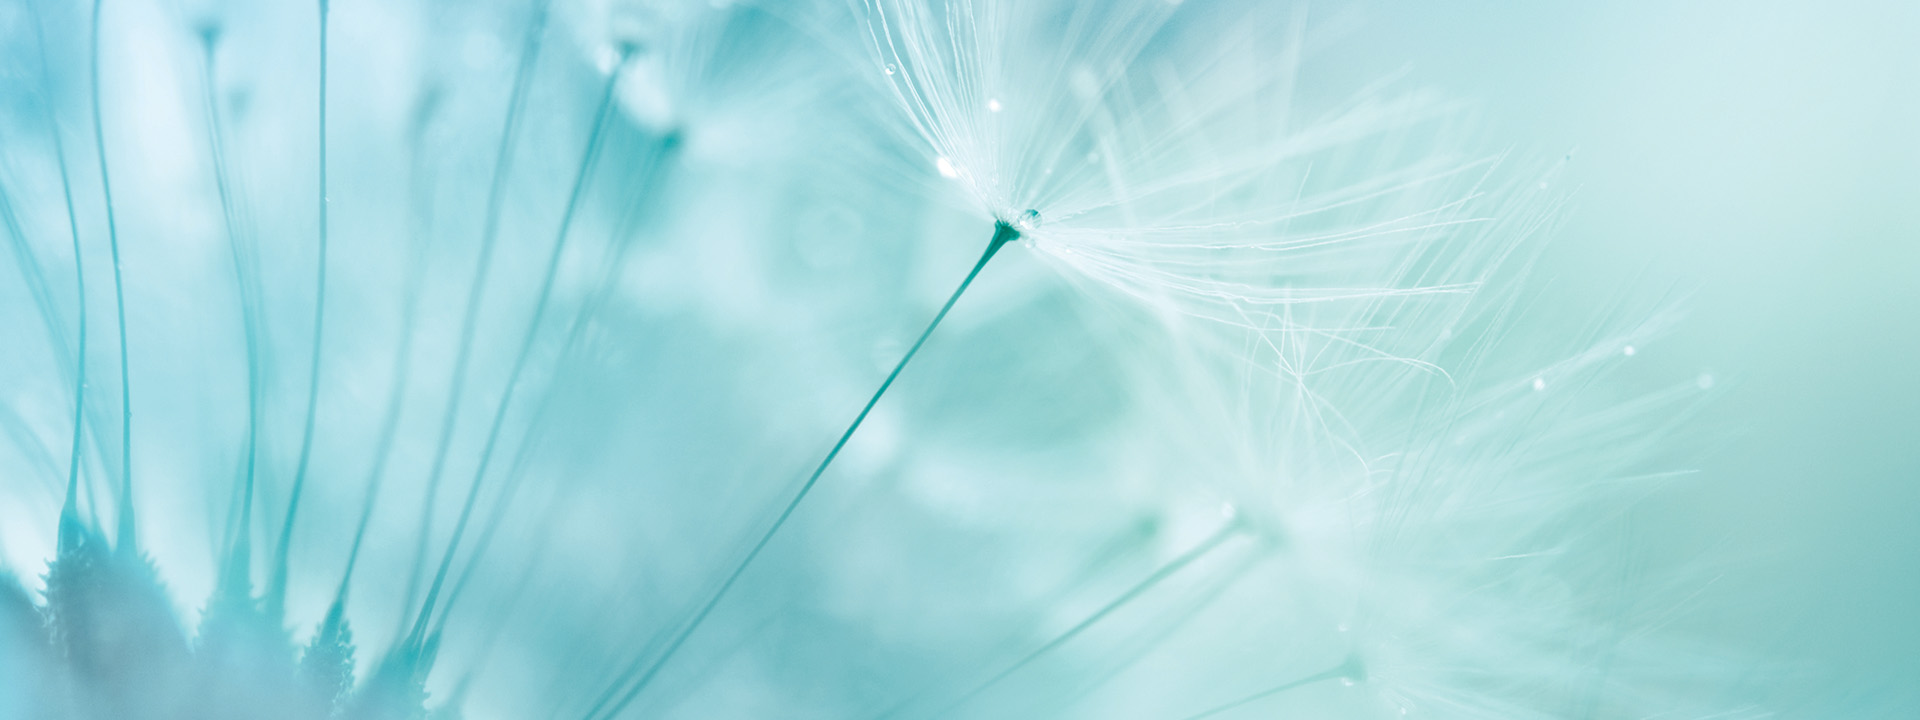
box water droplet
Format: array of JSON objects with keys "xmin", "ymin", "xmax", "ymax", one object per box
[
  {"xmin": 1623, "ymin": 345, "xmax": 1637, "ymax": 356},
  {"xmin": 1016, "ymin": 209, "xmax": 1041, "ymax": 231},
  {"xmin": 1532, "ymin": 377, "xmax": 1546, "ymax": 391},
  {"xmin": 935, "ymin": 157, "xmax": 958, "ymax": 179},
  {"xmin": 883, "ymin": 63, "xmax": 897, "ymax": 76},
  {"xmin": 987, "ymin": 98, "xmax": 1002, "ymax": 112}
]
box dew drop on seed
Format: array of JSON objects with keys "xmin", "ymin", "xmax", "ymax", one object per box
[
  {"xmin": 883, "ymin": 63, "xmax": 897, "ymax": 76},
  {"xmin": 987, "ymin": 98, "xmax": 1002, "ymax": 112},
  {"xmin": 1623, "ymin": 345, "xmax": 1637, "ymax": 356},
  {"xmin": 936, "ymin": 157, "xmax": 958, "ymax": 178},
  {"xmin": 1532, "ymin": 377, "xmax": 1546, "ymax": 391},
  {"xmin": 1016, "ymin": 209, "xmax": 1041, "ymax": 231}
]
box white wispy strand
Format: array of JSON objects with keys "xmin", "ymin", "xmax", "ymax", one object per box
[{"xmin": 855, "ymin": 0, "xmax": 1493, "ymax": 339}]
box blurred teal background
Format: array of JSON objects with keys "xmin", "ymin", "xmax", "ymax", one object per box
[
  {"xmin": 1368, "ymin": 1, "xmax": 1920, "ymax": 712},
  {"xmin": 0, "ymin": 0, "xmax": 1913, "ymax": 717}
]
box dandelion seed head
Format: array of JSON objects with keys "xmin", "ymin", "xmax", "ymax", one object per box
[{"xmin": 852, "ymin": 0, "xmax": 1517, "ymax": 362}]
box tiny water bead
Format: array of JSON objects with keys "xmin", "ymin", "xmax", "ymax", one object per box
[
  {"xmin": 883, "ymin": 63, "xmax": 896, "ymax": 75},
  {"xmin": 986, "ymin": 98, "xmax": 1001, "ymax": 112},
  {"xmin": 1623, "ymin": 344, "xmax": 1637, "ymax": 356},
  {"xmin": 1015, "ymin": 208, "xmax": 1041, "ymax": 231},
  {"xmin": 1532, "ymin": 377, "xmax": 1546, "ymax": 391}
]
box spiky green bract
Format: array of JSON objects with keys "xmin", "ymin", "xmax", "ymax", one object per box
[
  {"xmin": 303, "ymin": 598, "xmax": 358, "ymax": 712},
  {"xmin": 41, "ymin": 526, "xmax": 189, "ymax": 719},
  {"xmin": 0, "ymin": 571, "xmax": 57, "ymax": 718}
]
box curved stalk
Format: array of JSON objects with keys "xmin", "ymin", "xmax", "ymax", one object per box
[
  {"xmin": 30, "ymin": 1, "xmax": 89, "ymax": 552},
  {"xmin": 197, "ymin": 28, "xmax": 266, "ymax": 606},
  {"xmin": 401, "ymin": 0, "xmax": 551, "ymax": 633},
  {"xmin": 404, "ymin": 47, "xmax": 628, "ymax": 649},
  {"xmin": 269, "ymin": 0, "xmax": 331, "ymax": 622},
  {"xmin": 91, "ymin": 0, "xmax": 136, "ymax": 556}
]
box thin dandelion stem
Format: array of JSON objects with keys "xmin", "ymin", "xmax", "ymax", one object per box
[
  {"xmin": 198, "ymin": 31, "xmax": 265, "ymax": 601},
  {"xmin": 0, "ymin": 181, "xmax": 73, "ymax": 414},
  {"xmin": 403, "ymin": 0, "xmax": 550, "ymax": 634},
  {"xmin": 437, "ymin": 128, "xmax": 678, "ymax": 638},
  {"xmin": 32, "ymin": 2, "xmax": 88, "ymax": 546},
  {"xmin": 270, "ymin": 0, "xmax": 330, "ymax": 619},
  {"xmin": 92, "ymin": 0, "xmax": 136, "ymax": 555},
  {"xmin": 1178, "ymin": 656, "xmax": 1360, "ymax": 720},
  {"xmin": 924, "ymin": 519, "xmax": 1242, "ymax": 719},
  {"xmin": 406, "ymin": 49, "xmax": 626, "ymax": 646},
  {"xmin": 336, "ymin": 88, "xmax": 439, "ymax": 608},
  {"xmin": 587, "ymin": 220, "xmax": 1022, "ymax": 720}
]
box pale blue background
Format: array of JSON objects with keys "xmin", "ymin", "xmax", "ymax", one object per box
[{"xmin": 1372, "ymin": 1, "xmax": 1920, "ymax": 712}]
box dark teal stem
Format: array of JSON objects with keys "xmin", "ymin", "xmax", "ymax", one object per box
[{"xmin": 588, "ymin": 221, "xmax": 1022, "ymax": 720}]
